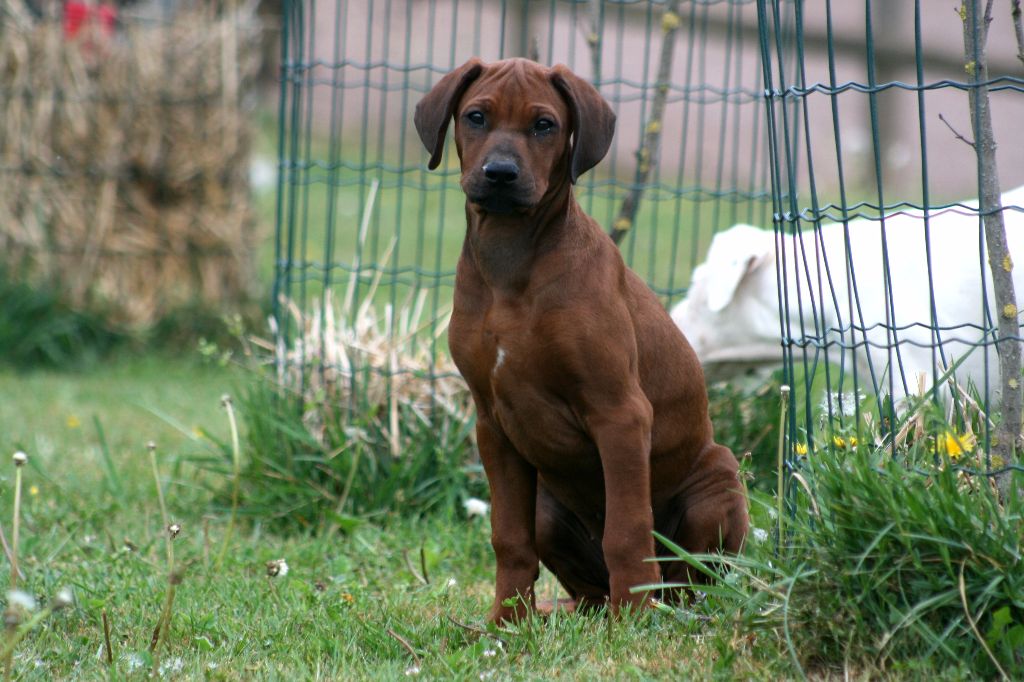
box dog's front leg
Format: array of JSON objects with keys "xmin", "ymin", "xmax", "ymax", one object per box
[
  {"xmin": 476, "ymin": 417, "xmax": 539, "ymax": 624},
  {"xmin": 589, "ymin": 393, "xmax": 660, "ymax": 614}
]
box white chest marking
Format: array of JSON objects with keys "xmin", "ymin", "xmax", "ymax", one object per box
[{"xmin": 493, "ymin": 346, "xmax": 507, "ymax": 375}]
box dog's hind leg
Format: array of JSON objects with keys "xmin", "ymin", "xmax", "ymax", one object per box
[
  {"xmin": 657, "ymin": 446, "xmax": 748, "ymax": 601},
  {"xmin": 535, "ymin": 483, "xmax": 610, "ymax": 609}
]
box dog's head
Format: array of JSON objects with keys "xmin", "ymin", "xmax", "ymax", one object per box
[{"xmin": 414, "ymin": 58, "xmax": 615, "ymax": 214}]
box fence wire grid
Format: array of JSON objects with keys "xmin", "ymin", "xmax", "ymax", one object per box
[
  {"xmin": 273, "ymin": 0, "xmax": 1024, "ymax": 482},
  {"xmin": 272, "ymin": 0, "xmax": 777, "ymax": 408},
  {"xmin": 758, "ymin": 0, "xmax": 1024, "ymax": 481}
]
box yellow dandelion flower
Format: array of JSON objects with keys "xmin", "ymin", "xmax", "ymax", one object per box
[
  {"xmin": 29, "ymin": 485, "xmax": 38, "ymax": 496},
  {"xmin": 848, "ymin": 436, "xmax": 858, "ymax": 448},
  {"xmin": 66, "ymin": 415, "xmax": 81, "ymax": 429},
  {"xmin": 941, "ymin": 430, "xmax": 976, "ymax": 460},
  {"xmin": 795, "ymin": 442, "xmax": 808, "ymax": 456},
  {"xmin": 832, "ymin": 435, "xmax": 846, "ymax": 449},
  {"xmin": 341, "ymin": 593, "xmax": 355, "ymax": 604}
]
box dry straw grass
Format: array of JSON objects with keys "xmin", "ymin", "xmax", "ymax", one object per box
[
  {"xmin": 250, "ymin": 181, "xmax": 473, "ymax": 453},
  {"xmin": 256, "ymin": 288, "xmax": 472, "ymax": 455},
  {"xmin": 0, "ymin": 1, "xmax": 263, "ymax": 326}
]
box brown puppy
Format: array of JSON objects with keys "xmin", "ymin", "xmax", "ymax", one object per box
[{"xmin": 415, "ymin": 58, "xmax": 748, "ymax": 624}]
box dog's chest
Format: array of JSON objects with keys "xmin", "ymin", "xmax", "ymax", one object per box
[{"xmin": 450, "ymin": 301, "xmax": 594, "ymax": 467}]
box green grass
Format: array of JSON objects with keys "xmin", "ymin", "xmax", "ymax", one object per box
[
  {"xmin": 674, "ymin": 447, "xmax": 1024, "ymax": 680},
  {"xmin": 3, "ymin": 353, "xmax": 1016, "ymax": 679},
  {"xmin": 0, "ymin": 353, "xmax": 798, "ymax": 679}
]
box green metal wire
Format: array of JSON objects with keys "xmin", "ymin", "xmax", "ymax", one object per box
[
  {"xmin": 272, "ymin": 0, "xmax": 1023, "ymax": 481},
  {"xmin": 756, "ymin": 0, "xmax": 1024, "ymax": 479}
]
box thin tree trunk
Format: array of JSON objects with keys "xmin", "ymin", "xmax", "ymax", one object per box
[
  {"xmin": 587, "ymin": 0, "xmax": 603, "ymax": 88},
  {"xmin": 1012, "ymin": 0, "xmax": 1024, "ymax": 68},
  {"xmin": 961, "ymin": 0, "xmax": 1021, "ymax": 497},
  {"xmin": 610, "ymin": 0, "xmax": 683, "ymax": 245}
]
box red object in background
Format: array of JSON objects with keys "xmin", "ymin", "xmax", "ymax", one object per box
[{"xmin": 64, "ymin": 2, "xmax": 117, "ymax": 39}]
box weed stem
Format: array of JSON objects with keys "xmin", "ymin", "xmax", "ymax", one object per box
[
  {"xmin": 776, "ymin": 387, "xmax": 790, "ymax": 545},
  {"xmin": 215, "ymin": 395, "xmax": 242, "ymax": 571},
  {"xmin": 10, "ymin": 452, "xmax": 26, "ymax": 591}
]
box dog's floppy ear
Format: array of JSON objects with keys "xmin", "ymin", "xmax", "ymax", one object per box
[
  {"xmin": 704, "ymin": 225, "xmax": 774, "ymax": 312},
  {"xmin": 414, "ymin": 58, "xmax": 485, "ymax": 170},
  {"xmin": 549, "ymin": 65, "xmax": 616, "ymax": 183}
]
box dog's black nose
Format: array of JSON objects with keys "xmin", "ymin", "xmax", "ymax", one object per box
[{"xmin": 483, "ymin": 159, "xmax": 519, "ymax": 184}]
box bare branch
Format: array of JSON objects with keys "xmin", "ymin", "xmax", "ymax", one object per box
[
  {"xmin": 610, "ymin": 0, "xmax": 683, "ymax": 245},
  {"xmin": 386, "ymin": 628, "xmax": 423, "ymax": 669},
  {"xmin": 401, "ymin": 549, "xmax": 428, "ymax": 585},
  {"xmin": 587, "ymin": 0, "xmax": 602, "ymax": 87},
  {"xmin": 938, "ymin": 112, "xmax": 976, "ymax": 148},
  {"xmin": 527, "ymin": 36, "xmax": 540, "ymax": 63},
  {"xmin": 959, "ymin": 0, "xmax": 1021, "ymax": 498},
  {"xmin": 1012, "ymin": 0, "xmax": 1024, "ymax": 68}
]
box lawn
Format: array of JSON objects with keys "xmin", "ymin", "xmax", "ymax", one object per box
[
  {"xmin": 0, "ymin": 355, "xmax": 788, "ymax": 680},
  {"xmin": 5, "ymin": 354, "xmax": 1017, "ymax": 680}
]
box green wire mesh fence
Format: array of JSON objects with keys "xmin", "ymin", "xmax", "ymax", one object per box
[
  {"xmin": 272, "ymin": 0, "xmax": 775, "ymax": 420},
  {"xmin": 757, "ymin": 0, "xmax": 1024, "ymax": 484},
  {"xmin": 272, "ymin": 0, "xmax": 1024, "ymax": 489}
]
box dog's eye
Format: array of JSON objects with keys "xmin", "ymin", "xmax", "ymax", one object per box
[
  {"xmin": 466, "ymin": 111, "xmax": 486, "ymax": 127},
  {"xmin": 534, "ymin": 118, "xmax": 555, "ymax": 133}
]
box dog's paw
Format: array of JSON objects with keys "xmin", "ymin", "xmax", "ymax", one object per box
[{"xmin": 535, "ymin": 598, "xmax": 577, "ymax": 616}]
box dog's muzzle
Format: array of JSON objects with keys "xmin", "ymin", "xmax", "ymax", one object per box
[{"xmin": 465, "ymin": 158, "xmax": 534, "ymax": 213}]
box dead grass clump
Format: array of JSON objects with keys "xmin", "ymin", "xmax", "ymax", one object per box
[
  {"xmin": 0, "ymin": 1, "xmax": 263, "ymax": 326},
  {"xmin": 255, "ymin": 287, "xmax": 473, "ymax": 455}
]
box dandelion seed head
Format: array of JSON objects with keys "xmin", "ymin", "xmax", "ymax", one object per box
[
  {"xmin": 158, "ymin": 657, "xmax": 184, "ymax": 675},
  {"xmin": 821, "ymin": 390, "xmax": 865, "ymax": 418},
  {"xmin": 52, "ymin": 587, "xmax": 74, "ymax": 609},
  {"xmin": 12, "ymin": 451, "xmax": 27, "ymax": 467},
  {"xmin": 146, "ymin": 441, "xmax": 156, "ymax": 452},
  {"xmin": 463, "ymin": 498, "xmax": 490, "ymax": 517},
  {"xmin": 405, "ymin": 665, "xmax": 421, "ymax": 676},
  {"xmin": 266, "ymin": 558, "xmax": 289, "ymax": 578},
  {"xmin": 7, "ymin": 590, "xmax": 36, "ymax": 613},
  {"xmin": 167, "ymin": 523, "xmax": 181, "ymax": 539},
  {"xmin": 752, "ymin": 528, "xmax": 769, "ymax": 543},
  {"xmin": 445, "ymin": 577, "xmax": 457, "ymax": 588},
  {"xmin": 123, "ymin": 653, "xmax": 146, "ymax": 673}
]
